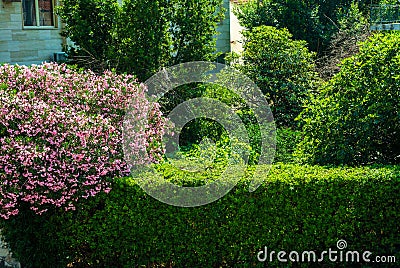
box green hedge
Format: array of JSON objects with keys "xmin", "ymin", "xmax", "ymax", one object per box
[{"xmin": 1, "ymin": 164, "xmax": 399, "ymax": 267}]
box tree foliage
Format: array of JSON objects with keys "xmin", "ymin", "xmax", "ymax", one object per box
[
  {"xmin": 234, "ymin": 0, "xmax": 376, "ymax": 54},
  {"xmin": 58, "ymin": 0, "xmax": 223, "ymax": 81},
  {"xmin": 234, "ymin": 26, "xmax": 320, "ymax": 129},
  {"xmin": 296, "ymin": 32, "xmax": 400, "ymax": 165},
  {"xmin": 57, "ymin": 0, "xmax": 120, "ymax": 70},
  {"xmin": 316, "ymin": 1, "xmax": 371, "ymax": 80}
]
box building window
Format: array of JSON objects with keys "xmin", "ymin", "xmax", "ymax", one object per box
[{"xmin": 23, "ymin": 0, "xmax": 54, "ymax": 27}]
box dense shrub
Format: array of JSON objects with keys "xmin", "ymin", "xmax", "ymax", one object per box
[
  {"xmin": 56, "ymin": 0, "xmax": 120, "ymax": 72},
  {"xmin": 296, "ymin": 32, "xmax": 400, "ymax": 165},
  {"xmin": 0, "ymin": 63, "xmax": 167, "ymax": 219},
  {"xmin": 165, "ymin": 83, "xmax": 262, "ymax": 164},
  {"xmin": 275, "ymin": 128, "xmax": 301, "ymax": 163},
  {"xmin": 236, "ymin": 26, "xmax": 320, "ymax": 128},
  {"xmin": 175, "ymin": 85, "xmax": 300, "ymax": 165},
  {"xmin": 1, "ymin": 164, "xmax": 398, "ymax": 267}
]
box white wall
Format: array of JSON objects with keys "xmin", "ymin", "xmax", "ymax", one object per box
[{"xmin": 229, "ymin": 1, "xmax": 245, "ymax": 54}]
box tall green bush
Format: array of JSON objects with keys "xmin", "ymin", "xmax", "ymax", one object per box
[
  {"xmin": 296, "ymin": 32, "xmax": 400, "ymax": 165},
  {"xmin": 235, "ymin": 26, "xmax": 320, "ymax": 129},
  {"xmin": 58, "ymin": 0, "xmax": 121, "ymax": 71}
]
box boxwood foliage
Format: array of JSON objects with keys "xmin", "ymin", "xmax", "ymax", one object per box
[{"xmin": 1, "ymin": 164, "xmax": 399, "ymax": 267}]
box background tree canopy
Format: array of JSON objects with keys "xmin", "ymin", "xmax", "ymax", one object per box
[
  {"xmin": 234, "ymin": 0, "xmax": 380, "ymax": 54},
  {"xmin": 59, "ymin": 0, "xmax": 224, "ymax": 81}
]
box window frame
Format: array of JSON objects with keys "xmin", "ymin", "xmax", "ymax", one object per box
[{"xmin": 22, "ymin": 0, "xmax": 58, "ymax": 29}]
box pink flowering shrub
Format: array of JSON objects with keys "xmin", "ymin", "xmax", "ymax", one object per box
[{"xmin": 0, "ymin": 63, "xmax": 167, "ymax": 219}]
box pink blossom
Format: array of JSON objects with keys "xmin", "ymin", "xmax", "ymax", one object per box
[{"xmin": 0, "ymin": 63, "xmax": 168, "ymax": 219}]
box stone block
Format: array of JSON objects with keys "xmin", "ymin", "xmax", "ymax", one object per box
[
  {"xmin": 8, "ymin": 21, "xmax": 22, "ymax": 29},
  {"xmin": 0, "ymin": 29, "xmax": 13, "ymax": 41},
  {"xmin": 44, "ymin": 40, "xmax": 62, "ymax": 50},
  {"xmin": 12, "ymin": 32, "xmax": 28, "ymax": 41},
  {"xmin": 3, "ymin": 42, "xmax": 19, "ymax": 52},
  {"xmin": 0, "ymin": 52, "xmax": 11, "ymax": 63},
  {"xmin": 0, "ymin": 14, "xmax": 11, "ymax": 23},
  {"xmin": 10, "ymin": 50, "xmax": 38, "ymax": 62},
  {"xmin": 10, "ymin": 13, "xmax": 21, "ymax": 23},
  {"xmin": 38, "ymin": 30, "xmax": 52, "ymax": 40}
]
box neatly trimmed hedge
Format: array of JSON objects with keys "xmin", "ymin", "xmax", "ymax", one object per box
[{"xmin": 1, "ymin": 164, "xmax": 399, "ymax": 267}]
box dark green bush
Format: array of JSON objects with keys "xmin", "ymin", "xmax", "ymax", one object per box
[
  {"xmin": 236, "ymin": 26, "xmax": 320, "ymax": 129},
  {"xmin": 296, "ymin": 32, "xmax": 400, "ymax": 165},
  {"xmin": 275, "ymin": 128, "xmax": 302, "ymax": 163},
  {"xmin": 159, "ymin": 82, "xmax": 264, "ymax": 166},
  {"xmin": 1, "ymin": 164, "xmax": 399, "ymax": 267}
]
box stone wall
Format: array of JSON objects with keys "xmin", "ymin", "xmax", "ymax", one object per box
[
  {"xmin": 0, "ymin": 1, "xmax": 64, "ymax": 65},
  {"xmin": 0, "ymin": 241, "xmax": 7, "ymax": 260}
]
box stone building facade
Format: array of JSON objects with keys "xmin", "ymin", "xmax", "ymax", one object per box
[{"xmin": 0, "ymin": 0, "xmax": 64, "ymax": 65}]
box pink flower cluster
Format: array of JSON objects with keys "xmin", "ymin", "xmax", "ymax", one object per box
[{"xmin": 0, "ymin": 63, "xmax": 167, "ymax": 219}]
